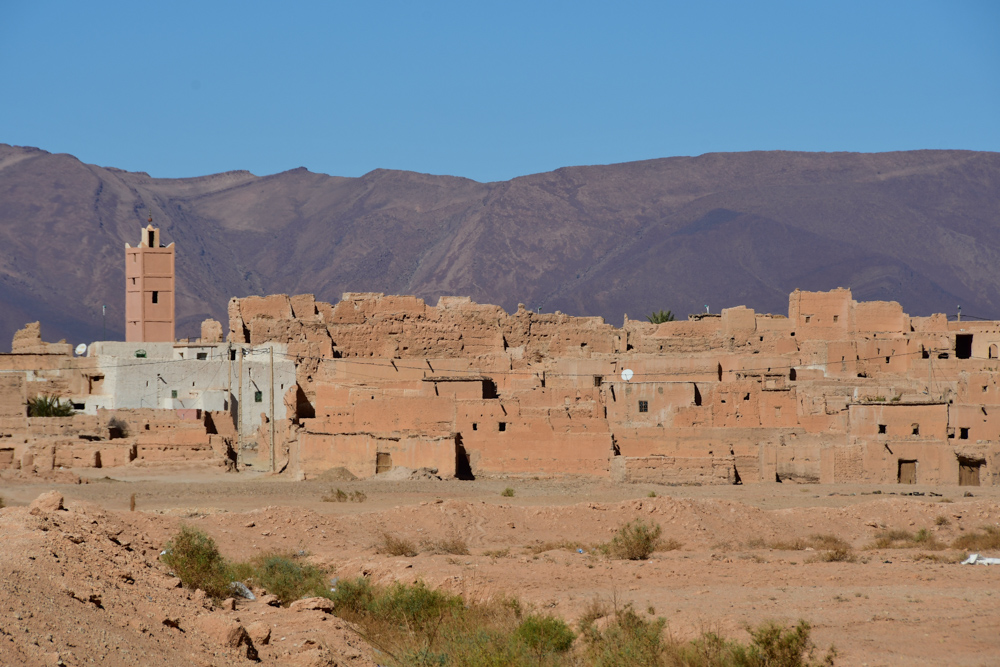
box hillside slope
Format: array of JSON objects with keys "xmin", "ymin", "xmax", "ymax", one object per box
[{"xmin": 1, "ymin": 144, "xmax": 998, "ymax": 348}]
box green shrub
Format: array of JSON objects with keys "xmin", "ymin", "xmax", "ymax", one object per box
[
  {"xmin": 161, "ymin": 526, "xmax": 232, "ymax": 600},
  {"xmin": 515, "ymin": 614, "xmax": 575, "ymax": 656},
  {"xmin": 582, "ymin": 605, "xmax": 666, "ymax": 666},
  {"xmin": 734, "ymin": 620, "xmax": 835, "ymax": 667},
  {"xmin": 501, "ymin": 487, "xmax": 515, "ymax": 498},
  {"xmin": 245, "ymin": 553, "xmax": 331, "ymax": 605},
  {"xmin": 605, "ymin": 519, "xmax": 664, "ymax": 560},
  {"xmin": 27, "ymin": 395, "xmax": 74, "ymax": 417},
  {"xmin": 646, "ymin": 310, "xmax": 675, "ymax": 324}
]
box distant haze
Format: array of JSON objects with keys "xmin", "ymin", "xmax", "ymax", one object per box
[{"xmin": 1, "ymin": 144, "xmax": 998, "ymax": 349}]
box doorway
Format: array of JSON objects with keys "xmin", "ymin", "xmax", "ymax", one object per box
[
  {"xmin": 376, "ymin": 452, "xmax": 392, "ymax": 475},
  {"xmin": 958, "ymin": 458, "xmax": 983, "ymax": 486},
  {"xmin": 898, "ymin": 460, "xmax": 917, "ymax": 484}
]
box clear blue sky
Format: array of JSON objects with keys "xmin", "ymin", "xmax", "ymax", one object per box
[{"xmin": 1, "ymin": 1, "xmax": 998, "ymax": 182}]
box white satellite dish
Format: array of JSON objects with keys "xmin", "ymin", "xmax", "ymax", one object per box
[
  {"xmin": 621, "ymin": 368, "xmax": 634, "ymax": 382},
  {"xmin": 74, "ymin": 343, "xmax": 88, "ymax": 357}
]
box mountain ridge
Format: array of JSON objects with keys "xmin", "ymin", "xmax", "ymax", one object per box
[{"xmin": 1, "ymin": 143, "xmax": 998, "ymax": 350}]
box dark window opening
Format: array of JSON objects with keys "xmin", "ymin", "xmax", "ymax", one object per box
[
  {"xmin": 693, "ymin": 384, "xmax": 702, "ymax": 406},
  {"xmin": 717, "ymin": 363, "xmax": 723, "ymax": 381},
  {"xmin": 789, "ymin": 368, "xmax": 797, "ymax": 381},
  {"xmin": 498, "ymin": 422, "xmax": 506, "ymax": 432},
  {"xmin": 230, "ymin": 349, "xmax": 237, "ymax": 361},
  {"xmin": 921, "ymin": 348, "xmax": 929, "ymax": 359},
  {"xmin": 833, "ymin": 315, "xmax": 839, "ymax": 323},
  {"xmin": 196, "ymin": 352, "xmax": 207, "ymax": 360},
  {"xmin": 878, "ymin": 424, "xmax": 886, "ymax": 434},
  {"xmin": 956, "ymin": 334, "xmax": 973, "ymax": 359},
  {"xmin": 254, "ymin": 391, "xmax": 263, "ymax": 403},
  {"xmin": 638, "ymin": 400, "xmax": 648, "ymax": 413},
  {"xmin": 170, "ymin": 390, "xmax": 177, "ymax": 399},
  {"xmin": 960, "ymin": 427, "xmax": 970, "ymax": 440},
  {"xmin": 911, "ymin": 423, "xmax": 920, "ymax": 436},
  {"xmin": 743, "ymin": 393, "xmax": 750, "ymax": 401},
  {"xmin": 937, "ymin": 352, "xmax": 949, "ymax": 359},
  {"xmin": 151, "ymin": 291, "xmax": 158, "ymax": 304},
  {"xmin": 594, "ymin": 375, "xmax": 603, "ymax": 387},
  {"xmin": 471, "ymin": 422, "xmax": 478, "ymax": 431},
  {"xmin": 148, "ymin": 230, "xmax": 155, "ymax": 247},
  {"xmin": 376, "ymin": 452, "xmax": 392, "ymax": 475},
  {"xmin": 804, "ymin": 316, "xmax": 811, "ymax": 323},
  {"xmin": 885, "ymin": 356, "xmax": 890, "ymax": 364}
]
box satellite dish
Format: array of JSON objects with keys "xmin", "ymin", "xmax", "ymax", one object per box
[
  {"xmin": 74, "ymin": 343, "xmax": 87, "ymax": 357},
  {"xmin": 621, "ymin": 368, "xmax": 634, "ymax": 382}
]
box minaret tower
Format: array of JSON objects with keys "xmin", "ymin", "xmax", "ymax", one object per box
[{"xmin": 125, "ymin": 220, "xmax": 175, "ymax": 342}]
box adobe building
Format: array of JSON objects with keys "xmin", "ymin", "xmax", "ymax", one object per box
[
  {"xmin": 2, "ymin": 283, "xmax": 1000, "ymax": 488},
  {"xmin": 223, "ymin": 288, "xmax": 1000, "ymax": 487},
  {"xmin": 125, "ymin": 223, "xmax": 175, "ymax": 342}
]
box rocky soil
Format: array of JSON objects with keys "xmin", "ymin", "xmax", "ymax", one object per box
[{"xmin": 1, "ymin": 472, "xmax": 998, "ymax": 666}]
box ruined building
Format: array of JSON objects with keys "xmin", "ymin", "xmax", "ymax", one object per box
[{"xmin": 222, "ymin": 288, "xmax": 999, "ymax": 487}]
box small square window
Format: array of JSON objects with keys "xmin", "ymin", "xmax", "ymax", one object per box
[
  {"xmin": 983, "ymin": 386, "xmax": 989, "ymax": 393},
  {"xmin": 804, "ymin": 316, "xmax": 811, "ymax": 323},
  {"xmin": 878, "ymin": 424, "xmax": 886, "ymax": 434},
  {"xmin": 594, "ymin": 376, "xmax": 602, "ymax": 387},
  {"xmin": 472, "ymin": 423, "xmax": 478, "ymax": 431},
  {"xmin": 832, "ymin": 315, "xmax": 839, "ymax": 323},
  {"xmin": 743, "ymin": 393, "xmax": 750, "ymax": 401},
  {"xmin": 170, "ymin": 390, "xmax": 177, "ymax": 399},
  {"xmin": 912, "ymin": 424, "xmax": 920, "ymax": 436},
  {"xmin": 151, "ymin": 291, "xmax": 159, "ymax": 304},
  {"xmin": 960, "ymin": 427, "xmax": 970, "ymax": 440},
  {"xmin": 498, "ymin": 422, "xmax": 506, "ymax": 432},
  {"xmin": 638, "ymin": 400, "xmax": 648, "ymax": 413},
  {"xmin": 254, "ymin": 391, "xmax": 263, "ymax": 403},
  {"xmin": 196, "ymin": 352, "xmax": 207, "ymax": 360}
]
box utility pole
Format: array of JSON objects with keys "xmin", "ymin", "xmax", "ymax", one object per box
[
  {"xmin": 237, "ymin": 346, "xmax": 244, "ymax": 460},
  {"xmin": 957, "ymin": 305, "xmax": 962, "ymax": 323},
  {"xmin": 269, "ymin": 344, "xmax": 275, "ymax": 472}
]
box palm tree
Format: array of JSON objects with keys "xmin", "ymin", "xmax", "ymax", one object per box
[
  {"xmin": 27, "ymin": 395, "xmax": 74, "ymax": 417},
  {"xmin": 646, "ymin": 309, "xmax": 675, "ymax": 324}
]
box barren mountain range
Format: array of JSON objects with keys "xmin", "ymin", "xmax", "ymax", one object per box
[{"xmin": 1, "ymin": 143, "xmax": 998, "ymax": 349}]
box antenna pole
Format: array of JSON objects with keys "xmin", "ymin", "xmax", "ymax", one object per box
[
  {"xmin": 102, "ymin": 305, "xmax": 106, "ymax": 340},
  {"xmin": 957, "ymin": 305, "xmax": 962, "ymax": 323}
]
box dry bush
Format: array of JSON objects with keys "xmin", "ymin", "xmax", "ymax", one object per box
[
  {"xmin": 768, "ymin": 534, "xmax": 850, "ymax": 552},
  {"xmin": 484, "ymin": 548, "xmax": 510, "ymax": 559},
  {"xmin": 953, "ymin": 525, "xmax": 1000, "ymax": 552},
  {"xmin": 501, "ymin": 487, "xmax": 515, "ymax": 497},
  {"xmin": 745, "ymin": 537, "xmax": 767, "ymax": 549},
  {"xmin": 379, "ymin": 532, "xmax": 418, "ymax": 557},
  {"xmin": 935, "ymin": 515, "xmax": 950, "ymax": 526},
  {"xmin": 808, "ymin": 547, "xmax": 857, "ymax": 563},
  {"xmin": 426, "ymin": 536, "xmax": 470, "ymax": 556},
  {"xmin": 603, "ymin": 520, "xmax": 664, "ymax": 560},
  {"xmin": 870, "ymin": 528, "xmax": 945, "ymax": 550},
  {"xmin": 913, "ymin": 552, "xmax": 966, "ymax": 563}
]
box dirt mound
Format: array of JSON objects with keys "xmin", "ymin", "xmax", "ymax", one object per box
[
  {"xmin": 0, "ymin": 492, "xmax": 377, "ymax": 667},
  {"xmin": 374, "ymin": 466, "xmax": 442, "ymax": 481},
  {"xmin": 311, "ymin": 467, "xmax": 358, "ymax": 482}
]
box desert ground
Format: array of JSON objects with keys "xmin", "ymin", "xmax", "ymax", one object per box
[{"xmin": 1, "ymin": 469, "xmax": 998, "ymax": 666}]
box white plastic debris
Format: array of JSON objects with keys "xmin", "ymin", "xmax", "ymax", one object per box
[
  {"xmin": 229, "ymin": 581, "xmax": 256, "ymax": 599},
  {"xmin": 961, "ymin": 553, "xmax": 1000, "ymax": 565}
]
